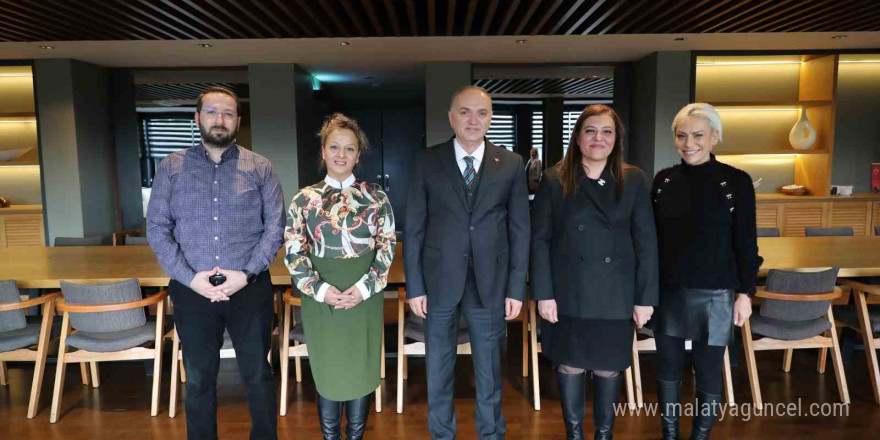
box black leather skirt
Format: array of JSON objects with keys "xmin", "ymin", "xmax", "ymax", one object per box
[{"xmin": 653, "ymin": 287, "xmax": 735, "ymax": 347}]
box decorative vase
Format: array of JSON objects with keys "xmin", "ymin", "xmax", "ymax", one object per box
[{"xmin": 789, "ymin": 109, "xmax": 817, "ymax": 150}]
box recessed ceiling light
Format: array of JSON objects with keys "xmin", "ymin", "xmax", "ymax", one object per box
[
  {"xmin": 591, "ymin": 75, "xmax": 598, "ymax": 79},
  {"xmin": 198, "ymin": 43, "xmax": 213, "ymax": 48},
  {"xmin": 832, "ymin": 35, "xmax": 847, "ymax": 40},
  {"xmin": 673, "ymin": 37, "xmax": 686, "ymax": 41},
  {"xmin": 338, "ymin": 41, "xmax": 350, "ymax": 46},
  {"xmin": 39, "ymin": 45, "xmax": 54, "ymax": 50},
  {"xmin": 515, "ymin": 39, "xmax": 527, "ymax": 44}
]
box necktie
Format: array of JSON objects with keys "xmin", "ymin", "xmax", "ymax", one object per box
[{"xmin": 463, "ymin": 155, "xmax": 476, "ymax": 189}]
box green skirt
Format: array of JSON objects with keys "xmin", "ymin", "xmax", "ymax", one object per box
[{"xmin": 302, "ymin": 252, "xmax": 383, "ymax": 401}]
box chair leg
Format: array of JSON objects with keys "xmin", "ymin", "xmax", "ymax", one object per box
[
  {"xmin": 381, "ymin": 325, "xmax": 386, "ymax": 379},
  {"xmin": 854, "ymin": 288, "xmax": 880, "ymax": 405},
  {"xmin": 723, "ymin": 347, "xmax": 735, "ymax": 405},
  {"xmin": 0, "ymin": 362, "xmax": 7, "ymax": 386},
  {"xmin": 741, "ymin": 319, "xmax": 762, "ymax": 406},
  {"xmin": 179, "ymin": 359, "xmax": 187, "ymax": 383},
  {"xmin": 375, "ymin": 384, "xmax": 382, "ymax": 413},
  {"xmin": 818, "ymin": 346, "xmax": 828, "ymax": 374},
  {"xmin": 529, "ymin": 300, "xmax": 541, "ymax": 411},
  {"xmin": 80, "ymin": 363, "xmax": 90, "ymax": 386},
  {"xmin": 151, "ymin": 304, "xmax": 165, "ymax": 417},
  {"xmin": 783, "ymin": 349, "xmax": 793, "ymax": 372},
  {"xmin": 397, "ymin": 298, "xmax": 405, "ymax": 414},
  {"xmin": 624, "ymin": 367, "xmax": 635, "ymax": 411},
  {"xmin": 90, "ymin": 362, "xmax": 100, "ymax": 388},
  {"xmin": 169, "ymin": 332, "xmax": 180, "ymax": 418},
  {"xmin": 280, "ymin": 304, "xmax": 291, "ymax": 417},
  {"xmin": 50, "ymin": 313, "xmax": 72, "ymax": 424},
  {"xmin": 522, "ymin": 313, "xmax": 528, "ymax": 377},
  {"xmin": 28, "ymin": 301, "xmax": 55, "ymax": 419},
  {"xmin": 826, "ymin": 306, "xmax": 850, "ymax": 404},
  {"xmin": 294, "ymin": 343, "xmax": 303, "ymax": 383},
  {"xmin": 631, "ymin": 330, "xmax": 644, "ymax": 409}
]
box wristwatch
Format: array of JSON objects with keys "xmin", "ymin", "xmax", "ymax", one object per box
[{"xmin": 242, "ymin": 270, "xmax": 258, "ymax": 284}]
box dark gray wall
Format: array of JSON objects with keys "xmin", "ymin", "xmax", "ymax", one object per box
[
  {"xmin": 111, "ymin": 69, "xmax": 144, "ymax": 230},
  {"xmin": 629, "ymin": 51, "xmax": 692, "ymax": 176},
  {"xmin": 425, "ymin": 62, "xmax": 471, "ymax": 147},
  {"xmin": 34, "ymin": 59, "xmax": 118, "ymax": 244},
  {"xmin": 832, "ymin": 62, "xmax": 880, "ymax": 192}
]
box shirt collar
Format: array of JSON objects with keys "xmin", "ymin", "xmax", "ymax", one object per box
[
  {"xmin": 194, "ymin": 143, "xmax": 239, "ymax": 163},
  {"xmin": 324, "ymin": 173, "xmax": 356, "ymax": 190},
  {"xmin": 453, "ymin": 138, "xmax": 486, "ymax": 165}
]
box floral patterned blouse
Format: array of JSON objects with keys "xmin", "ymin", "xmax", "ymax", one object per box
[{"xmin": 284, "ymin": 174, "xmax": 396, "ymax": 302}]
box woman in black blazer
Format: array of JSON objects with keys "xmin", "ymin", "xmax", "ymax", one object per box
[{"xmin": 531, "ymin": 104, "xmax": 659, "ymax": 440}]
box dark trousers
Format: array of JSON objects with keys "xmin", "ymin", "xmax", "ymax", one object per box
[
  {"xmin": 655, "ymin": 332, "xmax": 726, "ymax": 394},
  {"xmin": 425, "ymin": 266, "xmax": 507, "ymax": 440},
  {"xmin": 170, "ymin": 271, "xmax": 277, "ymax": 440}
]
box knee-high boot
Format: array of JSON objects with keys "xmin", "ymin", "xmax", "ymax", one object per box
[
  {"xmin": 317, "ymin": 394, "xmax": 343, "ymax": 440},
  {"xmin": 556, "ymin": 369, "xmax": 586, "ymax": 440},
  {"xmin": 344, "ymin": 395, "xmax": 370, "ymax": 440},
  {"xmin": 689, "ymin": 389, "xmax": 722, "ymax": 440},
  {"xmin": 591, "ymin": 373, "xmax": 623, "ymax": 440},
  {"xmin": 657, "ymin": 379, "xmax": 683, "ymax": 440}
]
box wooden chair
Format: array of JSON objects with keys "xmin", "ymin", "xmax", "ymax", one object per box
[
  {"xmin": 396, "ymin": 287, "xmax": 471, "ymax": 414},
  {"xmin": 741, "ymin": 268, "xmax": 848, "ymax": 405},
  {"xmin": 757, "ymin": 228, "xmax": 780, "ymax": 237},
  {"xmin": 112, "ymin": 218, "xmax": 147, "ymax": 246},
  {"xmin": 54, "ymin": 236, "xmax": 103, "ymax": 247},
  {"xmin": 628, "ymin": 327, "xmax": 735, "ymax": 409},
  {"xmin": 0, "ymin": 281, "xmax": 60, "ymax": 419},
  {"xmin": 837, "ymin": 279, "xmax": 880, "ymax": 404},
  {"xmin": 170, "ymin": 291, "xmax": 283, "ymax": 418},
  {"xmin": 278, "ymin": 288, "xmax": 383, "ymax": 417},
  {"xmin": 50, "ymin": 280, "xmax": 167, "ymax": 423}
]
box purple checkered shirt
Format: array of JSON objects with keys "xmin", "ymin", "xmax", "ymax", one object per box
[{"xmin": 147, "ymin": 143, "xmax": 286, "ymax": 286}]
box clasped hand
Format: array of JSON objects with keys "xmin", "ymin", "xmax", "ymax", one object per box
[
  {"xmin": 189, "ymin": 267, "xmax": 248, "ymax": 302},
  {"xmin": 323, "ymin": 285, "xmax": 364, "ymax": 309}
]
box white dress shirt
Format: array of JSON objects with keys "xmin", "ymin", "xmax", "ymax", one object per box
[{"xmin": 453, "ymin": 139, "xmax": 486, "ymax": 175}]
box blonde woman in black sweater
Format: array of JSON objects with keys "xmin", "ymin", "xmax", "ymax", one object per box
[{"xmin": 652, "ymin": 103, "xmax": 761, "ymax": 440}]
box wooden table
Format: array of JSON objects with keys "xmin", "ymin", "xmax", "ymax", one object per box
[{"xmin": 1, "ymin": 238, "xmax": 878, "ymax": 288}]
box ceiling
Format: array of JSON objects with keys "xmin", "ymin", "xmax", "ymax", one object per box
[{"xmin": 2, "ymin": 0, "xmax": 879, "ymax": 41}]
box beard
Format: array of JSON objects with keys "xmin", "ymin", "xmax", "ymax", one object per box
[{"xmin": 199, "ymin": 123, "xmax": 237, "ymax": 149}]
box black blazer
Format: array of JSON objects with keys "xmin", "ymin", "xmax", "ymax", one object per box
[
  {"xmin": 530, "ymin": 165, "xmax": 659, "ymax": 320},
  {"xmin": 404, "ymin": 140, "xmax": 530, "ymax": 308}
]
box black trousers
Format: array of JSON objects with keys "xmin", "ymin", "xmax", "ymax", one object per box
[
  {"xmin": 655, "ymin": 332, "xmax": 726, "ymax": 395},
  {"xmin": 425, "ymin": 265, "xmax": 507, "ymax": 440},
  {"xmin": 170, "ymin": 271, "xmax": 277, "ymax": 440}
]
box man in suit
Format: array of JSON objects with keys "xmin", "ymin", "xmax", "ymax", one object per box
[{"xmin": 404, "ymin": 86, "xmax": 529, "ymax": 439}]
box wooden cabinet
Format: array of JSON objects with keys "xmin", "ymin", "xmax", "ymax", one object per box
[
  {"xmin": 756, "ymin": 196, "xmax": 880, "ymax": 237},
  {"xmin": 0, "ymin": 205, "xmax": 44, "ymax": 247}
]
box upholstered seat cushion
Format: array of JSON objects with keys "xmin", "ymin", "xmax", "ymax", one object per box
[
  {"xmin": 0, "ymin": 321, "xmax": 41, "ymax": 352},
  {"xmin": 66, "ymin": 319, "xmax": 162, "ymax": 353},
  {"xmin": 0, "ymin": 280, "xmax": 26, "ymax": 332},
  {"xmin": 403, "ymin": 313, "xmax": 470, "ymax": 344},
  {"xmin": 750, "ymin": 315, "xmax": 832, "ymax": 341},
  {"xmin": 834, "ymin": 305, "xmax": 880, "ymax": 333}
]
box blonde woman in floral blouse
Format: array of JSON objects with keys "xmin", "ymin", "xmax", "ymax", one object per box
[{"xmin": 284, "ymin": 113, "xmax": 396, "ymax": 440}]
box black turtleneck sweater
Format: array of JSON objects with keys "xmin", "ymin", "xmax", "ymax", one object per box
[{"xmin": 651, "ymin": 155, "xmax": 760, "ymax": 295}]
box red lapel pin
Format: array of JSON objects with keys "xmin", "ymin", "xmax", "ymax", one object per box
[{"xmin": 493, "ymin": 157, "xmax": 500, "ymax": 164}]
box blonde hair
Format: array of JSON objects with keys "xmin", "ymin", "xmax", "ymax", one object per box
[
  {"xmin": 671, "ymin": 103, "xmax": 723, "ymax": 142},
  {"xmin": 317, "ymin": 113, "xmax": 369, "ymax": 169}
]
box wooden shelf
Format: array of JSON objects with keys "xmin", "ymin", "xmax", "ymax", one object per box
[
  {"xmin": 711, "ymin": 101, "xmax": 832, "ymax": 108},
  {"xmin": 0, "ymin": 112, "xmax": 36, "ymax": 119}
]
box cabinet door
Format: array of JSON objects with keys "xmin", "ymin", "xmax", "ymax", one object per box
[
  {"xmin": 756, "ymin": 203, "xmax": 782, "ymax": 230},
  {"xmin": 381, "ymin": 108, "xmax": 425, "ymax": 233},
  {"xmin": 828, "ymin": 201, "xmax": 872, "ymax": 236},
  {"xmin": 2, "ymin": 214, "xmax": 44, "ymax": 246},
  {"xmin": 781, "ymin": 203, "xmax": 824, "ymax": 236}
]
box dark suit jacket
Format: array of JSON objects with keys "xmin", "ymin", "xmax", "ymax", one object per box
[
  {"xmin": 530, "ymin": 165, "xmax": 659, "ymax": 320},
  {"xmin": 404, "ymin": 139, "xmax": 530, "ymax": 308}
]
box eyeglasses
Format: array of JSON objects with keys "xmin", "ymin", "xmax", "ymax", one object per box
[{"xmin": 201, "ymin": 109, "xmax": 237, "ymax": 120}]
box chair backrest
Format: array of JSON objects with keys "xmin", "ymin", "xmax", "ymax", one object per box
[
  {"xmin": 804, "ymin": 227, "xmax": 853, "ymax": 237},
  {"xmin": 875, "ymin": 226, "xmax": 880, "ymax": 236},
  {"xmin": 757, "ymin": 228, "xmax": 780, "ymax": 237},
  {"xmin": 124, "ymin": 236, "xmax": 150, "ymax": 246},
  {"xmin": 760, "ymin": 268, "xmax": 839, "ymax": 322},
  {"xmin": 60, "ymin": 279, "xmax": 146, "ymax": 332},
  {"xmin": 0, "ymin": 280, "xmax": 26, "ymax": 332},
  {"xmin": 54, "ymin": 236, "xmax": 103, "ymax": 247}
]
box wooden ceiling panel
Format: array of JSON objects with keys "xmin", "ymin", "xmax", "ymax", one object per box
[{"xmin": 0, "ymin": 0, "xmax": 875, "ymax": 42}]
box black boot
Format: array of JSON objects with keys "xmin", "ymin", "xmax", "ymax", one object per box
[
  {"xmin": 689, "ymin": 389, "xmax": 722, "ymax": 440},
  {"xmin": 657, "ymin": 379, "xmax": 683, "ymax": 440},
  {"xmin": 556, "ymin": 369, "xmax": 586, "ymax": 440},
  {"xmin": 592, "ymin": 373, "xmax": 623, "ymax": 440},
  {"xmin": 344, "ymin": 395, "xmax": 370, "ymax": 440},
  {"xmin": 317, "ymin": 394, "xmax": 343, "ymax": 440}
]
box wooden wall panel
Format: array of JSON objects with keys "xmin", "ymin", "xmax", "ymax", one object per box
[
  {"xmin": 828, "ymin": 201, "xmax": 872, "ymax": 236},
  {"xmin": 1, "ymin": 214, "xmax": 44, "ymax": 247},
  {"xmin": 756, "ymin": 204, "xmax": 782, "ymax": 230},
  {"xmin": 781, "ymin": 203, "xmax": 824, "ymax": 236}
]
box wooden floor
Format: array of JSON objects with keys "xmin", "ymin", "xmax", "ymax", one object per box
[{"xmin": 3, "ymin": 326, "xmax": 880, "ymax": 439}]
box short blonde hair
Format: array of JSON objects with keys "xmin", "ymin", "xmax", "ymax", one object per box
[
  {"xmin": 671, "ymin": 103, "xmax": 723, "ymax": 142},
  {"xmin": 317, "ymin": 113, "xmax": 369, "ymax": 170}
]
